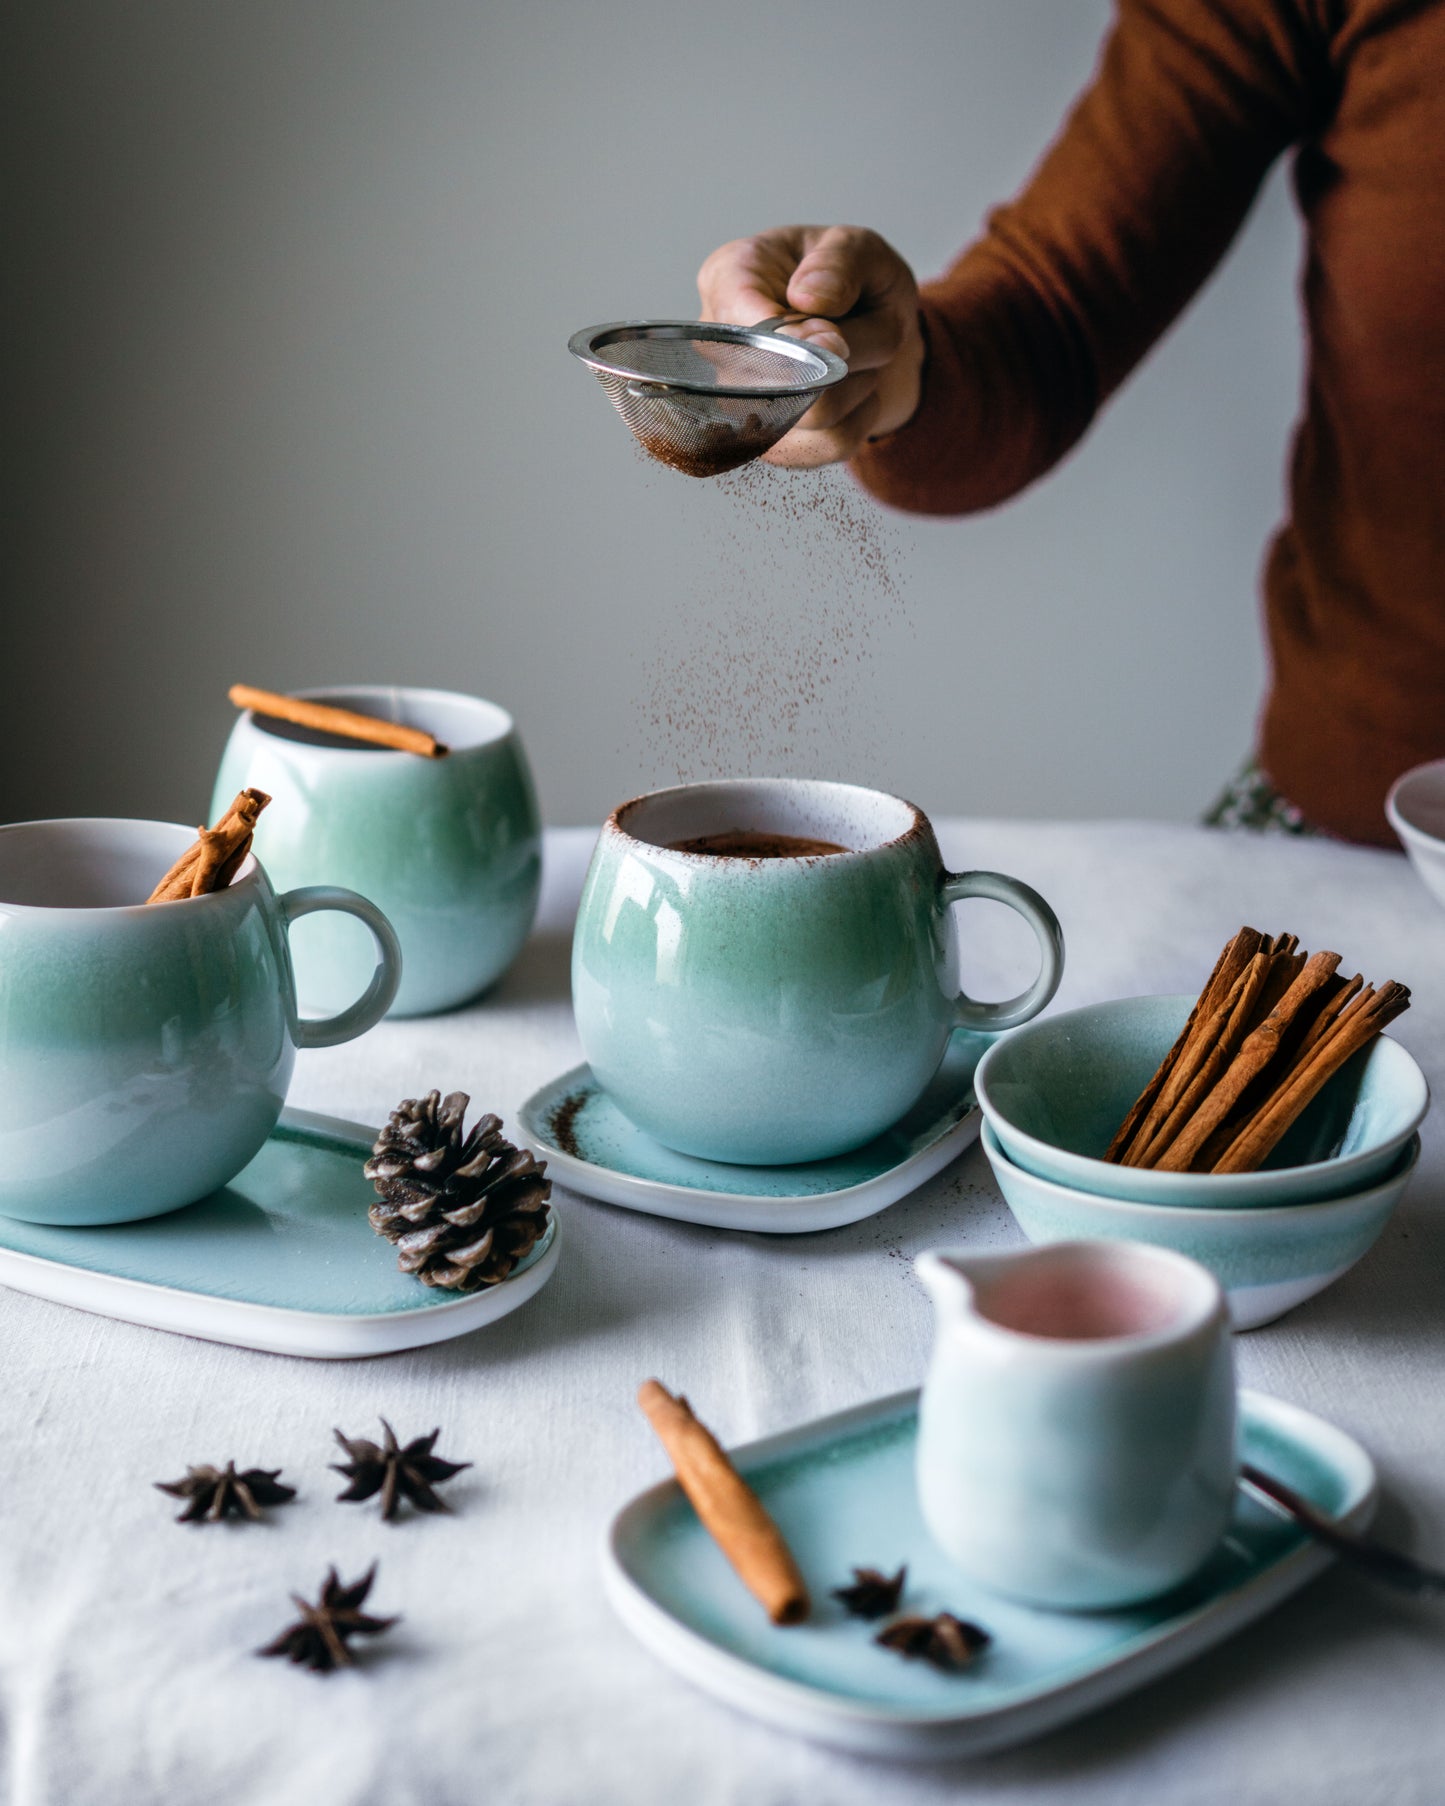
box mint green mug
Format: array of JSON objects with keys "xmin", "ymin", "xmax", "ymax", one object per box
[
  {"xmin": 0, "ymin": 818, "xmax": 401, "ymax": 1225},
  {"xmin": 214, "ymin": 685, "xmax": 541, "ymax": 1018},
  {"xmin": 572, "ymin": 778, "xmax": 1065, "ymax": 1164}
]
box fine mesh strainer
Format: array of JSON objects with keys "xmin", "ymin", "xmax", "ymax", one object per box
[{"xmin": 568, "ymin": 319, "xmax": 848, "ymax": 478}]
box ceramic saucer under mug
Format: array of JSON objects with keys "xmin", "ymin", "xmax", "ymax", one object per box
[{"xmin": 517, "ymin": 1031, "xmax": 989, "ymax": 1233}]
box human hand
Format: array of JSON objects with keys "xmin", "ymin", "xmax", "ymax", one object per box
[{"xmin": 696, "ymin": 225, "xmax": 924, "ymax": 467}]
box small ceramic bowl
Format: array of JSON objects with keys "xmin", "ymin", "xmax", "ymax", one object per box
[
  {"xmin": 974, "ymin": 996, "xmax": 1428, "ymax": 1208},
  {"xmin": 980, "ymin": 1119, "xmax": 1420, "ymax": 1330},
  {"xmin": 1386, "ymin": 759, "xmax": 1445, "ymax": 912}
]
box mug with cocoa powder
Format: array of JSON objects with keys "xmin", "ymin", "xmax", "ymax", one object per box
[{"xmin": 572, "ymin": 778, "xmax": 1065, "ymax": 1164}]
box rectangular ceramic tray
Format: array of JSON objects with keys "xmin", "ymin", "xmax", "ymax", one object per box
[
  {"xmin": 604, "ymin": 1387, "xmax": 1375, "ymax": 1759},
  {"xmin": 0, "ymin": 1108, "xmax": 560, "ymax": 1359}
]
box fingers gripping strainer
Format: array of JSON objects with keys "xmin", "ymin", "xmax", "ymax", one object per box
[{"xmin": 568, "ymin": 320, "xmax": 848, "ymax": 478}]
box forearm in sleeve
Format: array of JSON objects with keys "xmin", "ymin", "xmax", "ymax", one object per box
[{"xmin": 853, "ymin": 0, "xmax": 1324, "ymax": 516}]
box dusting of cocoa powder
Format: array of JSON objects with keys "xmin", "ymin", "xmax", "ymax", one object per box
[
  {"xmin": 628, "ymin": 462, "xmax": 910, "ymax": 786},
  {"xmin": 549, "ymin": 1090, "xmax": 589, "ymax": 1160}
]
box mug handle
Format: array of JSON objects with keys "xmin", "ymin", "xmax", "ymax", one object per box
[
  {"xmin": 941, "ymin": 870, "xmax": 1064, "ymax": 1032},
  {"xmin": 278, "ymin": 886, "xmax": 404, "ymax": 1048}
]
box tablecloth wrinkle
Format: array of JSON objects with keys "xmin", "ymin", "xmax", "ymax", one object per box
[{"xmin": 1, "ymin": 821, "xmax": 1440, "ymax": 1804}]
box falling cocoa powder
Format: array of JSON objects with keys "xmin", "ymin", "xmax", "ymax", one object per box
[{"xmin": 628, "ymin": 461, "xmax": 910, "ymax": 787}]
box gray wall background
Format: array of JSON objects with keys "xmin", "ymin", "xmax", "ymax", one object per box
[{"xmin": 2, "ymin": 0, "xmax": 1302, "ymax": 831}]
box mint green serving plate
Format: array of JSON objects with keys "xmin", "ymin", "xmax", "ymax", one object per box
[
  {"xmin": 0, "ymin": 1109, "xmax": 559, "ymax": 1358},
  {"xmin": 518, "ymin": 1031, "xmax": 989, "ymax": 1232},
  {"xmin": 604, "ymin": 1387, "xmax": 1374, "ymax": 1759}
]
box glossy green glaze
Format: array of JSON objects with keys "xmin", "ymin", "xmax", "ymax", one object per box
[
  {"xmin": 215, "ymin": 685, "xmax": 541, "ymax": 1017},
  {"xmin": 0, "ymin": 819, "xmax": 400, "ymax": 1225},
  {"xmin": 572, "ymin": 779, "xmax": 1063, "ymax": 1164}
]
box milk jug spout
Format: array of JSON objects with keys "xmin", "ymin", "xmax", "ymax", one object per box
[{"xmin": 915, "ymin": 1248, "xmax": 1010, "ymax": 1333}]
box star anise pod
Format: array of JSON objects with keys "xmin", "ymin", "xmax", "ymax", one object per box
[
  {"xmin": 155, "ymin": 1461, "xmax": 296, "ymax": 1523},
  {"xmin": 331, "ymin": 1418, "xmax": 470, "ymax": 1520},
  {"xmin": 875, "ymin": 1612, "xmax": 991, "ymax": 1671},
  {"xmin": 258, "ymin": 1564, "xmax": 398, "ymax": 1673},
  {"xmin": 832, "ymin": 1565, "xmax": 907, "ymax": 1619}
]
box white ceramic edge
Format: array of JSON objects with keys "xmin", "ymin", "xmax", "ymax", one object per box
[
  {"xmin": 1385, "ymin": 757, "xmax": 1445, "ymax": 847},
  {"xmin": 519, "ymin": 1077, "xmax": 981, "ymax": 1232},
  {"xmin": 973, "ymin": 999, "xmax": 1429, "ymax": 1206},
  {"xmin": 0, "ymin": 1107, "xmax": 561, "ymax": 1360},
  {"xmin": 601, "ymin": 1388, "xmax": 1377, "ymax": 1761},
  {"xmin": 0, "ymin": 817, "xmax": 257, "ymax": 917}
]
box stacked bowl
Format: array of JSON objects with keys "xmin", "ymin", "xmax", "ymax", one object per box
[{"xmin": 974, "ymin": 997, "xmax": 1428, "ymax": 1329}]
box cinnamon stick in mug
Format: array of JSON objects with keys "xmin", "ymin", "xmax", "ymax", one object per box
[
  {"xmin": 146, "ymin": 789, "xmax": 270, "ymax": 904},
  {"xmin": 637, "ymin": 1380, "xmax": 810, "ymax": 1626},
  {"xmin": 228, "ymin": 684, "xmax": 448, "ymax": 758}
]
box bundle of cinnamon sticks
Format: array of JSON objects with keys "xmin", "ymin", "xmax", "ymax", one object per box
[
  {"xmin": 145, "ymin": 789, "xmax": 271, "ymax": 904},
  {"xmin": 1104, "ymin": 928, "xmax": 1410, "ymax": 1174}
]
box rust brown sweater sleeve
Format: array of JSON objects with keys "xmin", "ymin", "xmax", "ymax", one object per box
[{"xmin": 853, "ymin": 0, "xmax": 1329, "ymax": 515}]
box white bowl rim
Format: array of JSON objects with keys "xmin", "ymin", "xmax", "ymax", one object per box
[
  {"xmin": 1385, "ymin": 757, "xmax": 1445, "ymax": 847},
  {"xmin": 974, "ymin": 994, "xmax": 1429, "ymax": 1199},
  {"xmin": 979, "ymin": 1119, "xmax": 1421, "ymax": 1225}
]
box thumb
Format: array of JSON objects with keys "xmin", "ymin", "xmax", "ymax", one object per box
[{"xmin": 786, "ymin": 229, "xmax": 867, "ymax": 318}]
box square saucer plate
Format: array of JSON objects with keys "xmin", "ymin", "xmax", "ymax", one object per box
[
  {"xmin": 516, "ymin": 1031, "xmax": 988, "ymax": 1234},
  {"xmin": 604, "ymin": 1387, "xmax": 1374, "ymax": 1760},
  {"xmin": 0, "ymin": 1108, "xmax": 560, "ymax": 1359}
]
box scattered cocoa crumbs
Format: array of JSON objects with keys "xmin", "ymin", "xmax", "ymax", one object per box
[{"xmin": 550, "ymin": 1090, "xmax": 589, "ymax": 1160}]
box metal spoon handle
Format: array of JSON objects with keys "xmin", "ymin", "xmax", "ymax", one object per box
[{"xmin": 1240, "ymin": 1462, "xmax": 1445, "ymax": 1598}]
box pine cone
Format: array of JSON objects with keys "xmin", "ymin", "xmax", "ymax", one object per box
[{"xmin": 365, "ymin": 1091, "xmax": 552, "ymax": 1291}]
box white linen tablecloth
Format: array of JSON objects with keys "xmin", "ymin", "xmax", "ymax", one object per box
[{"xmin": 2, "ymin": 821, "xmax": 1441, "ymax": 1806}]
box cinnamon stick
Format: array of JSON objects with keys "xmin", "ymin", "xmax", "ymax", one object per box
[
  {"xmin": 1212, "ymin": 981, "xmax": 1411, "ymax": 1172},
  {"xmin": 1128, "ymin": 950, "xmax": 1277, "ymax": 1168},
  {"xmin": 1104, "ymin": 927, "xmax": 1266, "ymax": 1164},
  {"xmin": 637, "ymin": 1380, "xmax": 810, "ymax": 1626},
  {"xmin": 1152, "ymin": 950, "xmax": 1342, "ymax": 1172},
  {"xmin": 145, "ymin": 789, "xmax": 270, "ymax": 904},
  {"xmin": 229, "ymin": 684, "xmax": 448, "ymax": 758}
]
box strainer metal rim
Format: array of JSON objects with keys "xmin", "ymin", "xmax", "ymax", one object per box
[{"xmin": 567, "ymin": 320, "xmax": 849, "ymax": 398}]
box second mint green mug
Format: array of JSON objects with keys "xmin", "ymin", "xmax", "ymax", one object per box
[
  {"xmin": 214, "ymin": 685, "xmax": 541, "ymax": 1018},
  {"xmin": 572, "ymin": 778, "xmax": 1065, "ymax": 1164}
]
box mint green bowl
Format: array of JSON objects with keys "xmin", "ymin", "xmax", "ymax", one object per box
[
  {"xmin": 981, "ymin": 1119, "xmax": 1419, "ymax": 1330},
  {"xmin": 974, "ymin": 996, "xmax": 1428, "ymax": 1208}
]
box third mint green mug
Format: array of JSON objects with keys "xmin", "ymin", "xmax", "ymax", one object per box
[{"xmin": 572, "ymin": 778, "xmax": 1065, "ymax": 1164}]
